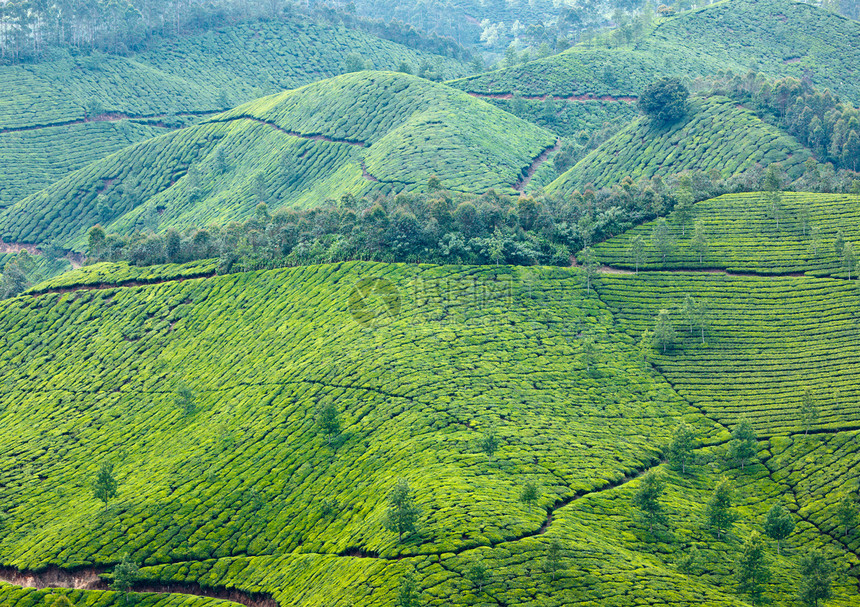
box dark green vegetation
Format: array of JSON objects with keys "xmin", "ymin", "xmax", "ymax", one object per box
[
  {"xmin": 0, "ymin": 72, "xmax": 554, "ymax": 250},
  {"xmin": 592, "ymin": 192, "xmax": 860, "ymax": 276},
  {"xmin": 547, "ymin": 96, "xmax": 811, "ymax": 193},
  {"xmin": 0, "ymin": 13, "xmax": 468, "ymax": 209}
]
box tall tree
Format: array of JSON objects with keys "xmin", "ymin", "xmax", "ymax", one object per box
[
  {"xmin": 543, "ymin": 539, "xmax": 563, "ymax": 581},
  {"xmin": 633, "ymin": 469, "xmax": 665, "ymax": 531},
  {"xmin": 317, "ymin": 401, "xmax": 341, "ymax": 445},
  {"xmin": 842, "ymin": 241, "xmax": 856, "ymax": 279},
  {"xmin": 800, "ymin": 388, "xmax": 819, "ymax": 436},
  {"xmin": 736, "ymin": 531, "xmax": 771, "ymax": 606},
  {"xmin": 582, "ymin": 246, "xmax": 598, "ymax": 295},
  {"xmin": 384, "ymin": 479, "xmax": 420, "ymax": 543},
  {"xmin": 653, "ymin": 308, "xmax": 675, "ymax": 354},
  {"xmin": 674, "ymin": 187, "xmax": 694, "ymax": 237},
  {"xmin": 520, "ymin": 481, "xmax": 540, "ymax": 512},
  {"xmin": 92, "ymin": 462, "xmax": 118, "ymax": 510},
  {"xmin": 479, "ymin": 427, "xmax": 499, "ymax": 463},
  {"xmin": 668, "ymin": 423, "xmax": 696, "ymax": 475},
  {"xmin": 798, "ymin": 550, "xmax": 833, "ymax": 607},
  {"xmin": 628, "ymin": 233, "xmax": 646, "ymax": 273},
  {"xmin": 465, "ymin": 558, "xmax": 489, "ymax": 592},
  {"xmin": 111, "ymin": 553, "xmax": 139, "ymax": 604},
  {"xmin": 396, "ymin": 569, "xmax": 421, "ymax": 607},
  {"xmin": 690, "ymin": 220, "xmax": 709, "ymax": 263},
  {"xmin": 729, "ymin": 418, "xmax": 758, "ymax": 470},
  {"xmin": 705, "ymin": 477, "xmax": 737, "ymax": 539},
  {"xmin": 835, "ymin": 494, "xmax": 858, "ymax": 537},
  {"xmin": 651, "ymin": 218, "xmax": 674, "ymax": 263},
  {"xmin": 763, "ymin": 502, "xmax": 795, "ymax": 555}
]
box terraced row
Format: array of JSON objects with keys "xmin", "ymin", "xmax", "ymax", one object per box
[
  {"xmin": 594, "ymin": 272, "xmax": 860, "ymax": 435},
  {"xmin": 594, "ymin": 192, "xmax": 860, "ymax": 276}
]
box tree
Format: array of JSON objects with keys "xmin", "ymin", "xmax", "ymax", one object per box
[
  {"xmin": 651, "ymin": 218, "xmax": 674, "ymax": 262},
  {"xmin": 668, "ymin": 423, "xmax": 696, "ymax": 474},
  {"xmin": 465, "ymin": 558, "xmax": 489, "ymax": 592},
  {"xmin": 582, "ymin": 246, "xmax": 598, "ymax": 294},
  {"xmin": 543, "ymin": 539, "xmax": 563, "ymax": 581},
  {"xmin": 174, "ymin": 385, "xmax": 195, "ymax": 417},
  {"xmin": 316, "ymin": 401, "xmax": 340, "ymax": 445},
  {"xmin": 479, "ymin": 427, "xmax": 499, "ymax": 463},
  {"xmin": 834, "ymin": 229, "xmax": 845, "ymax": 259},
  {"xmin": 736, "ymin": 531, "xmax": 771, "ymax": 606},
  {"xmin": 384, "ymin": 479, "xmax": 420, "ymax": 543},
  {"xmin": 628, "ymin": 233, "xmax": 646, "ymax": 273},
  {"xmin": 705, "ymin": 477, "xmax": 737, "ymax": 539},
  {"xmin": 798, "ymin": 550, "xmax": 833, "ymax": 607},
  {"xmin": 674, "ymin": 187, "xmax": 694, "ymax": 236},
  {"xmin": 638, "ymin": 78, "xmax": 690, "ymax": 124},
  {"xmin": 729, "ymin": 418, "xmax": 758, "ymax": 470},
  {"xmin": 0, "ymin": 258, "xmax": 29, "ymax": 299},
  {"xmin": 581, "ymin": 334, "xmax": 597, "ymax": 374},
  {"xmin": 111, "ymin": 552, "xmax": 139, "ymax": 604},
  {"xmin": 800, "ymin": 388, "xmax": 819, "ymax": 436},
  {"xmin": 763, "ymin": 502, "xmax": 795, "ymax": 555},
  {"xmin": 842, "ymin": 241, "xmax": 856, "ymax": 279},
  {"xmin": 88, "ymin": 225, "xmax": 107, "ymax": 259},
  {"xmin": 396, "ymin": 569, "xmax": 421, "ymax": 607},
  {"xmin": 92, "ymin": 462, "xmax": 118, "ymax": 510},
  {"xmin": 653, "ymin": 308, "xmax": 675, "ymax": 354},
  {"xmin": 633, "ymin": 469, "xmax": 665, "ymax": 531},
  {"xmin": 835, "ymin": 494, "xmax": 858, "ymax": 537},
  {"xmin": 680, "ymin": 294, "xmax": 698, "ymax": 335},
  {"xmin": 677, "ymin": 545, "xmax": 701, "ymax": 574},
  {"xmin": 691, "ymin": 220, "xmax": 709, "ymax": 263},
  {"xmin": 520, "ymin": 481, "xmax": 540, "ymax": 511}
]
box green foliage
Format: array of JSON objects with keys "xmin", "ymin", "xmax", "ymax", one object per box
[
  {"xmin": 735, "ymin": 531, "xmax": 771, "ymax": 606},
  {"xmin": 111, "ymin": 552, "xmax": 140, "ymax": 597},
  {"xmin": 316, "ymin": 401, "xmax": 341, "ymax": 445},
  {"xmin": 174, "ymin": 385, "xmax": 196, "ymax": 417},
  {"xmin": 762, "ymin": 503, "xmax": 795, "ymax": 555},
  {"xmin": 638, "ymin": 78, "xmax": 689, "ymax": 125},
  {"xmin": 396, "ymin": 570, "xmax": 420, "ymax": 607},
  {"xmin": 384, "ymin": 479, "xmax": 420, "ymax": 543},
  {"xmin": 668, "ymin": 423, "xmax": 696, "ymax": 475},
  {"xmin": 653, "ymin": 309, "xmax": 675, "ymax": 354},
  {"xmin": 729, "ymin": 419, "xmax": 758, "ymax": 470},
  {"xmin": 93, "ymin": 462, "xmax": 118, "ymax": 510},
  {"xmin": 542, "ymin": 539, "xmax": 563, "ymax": 581},
  {"xmin": 800, "ymin": 388, "xmax": 820, "ymax": 436},
  {"xmin": 798, "ymin": 550, "xmax": 834, "ymax": 607},
  {"xmin": 465, "ymin": 558, "xmax": 489, "ymax": 592},
  {"xmin": 633, "ymin": 469, "xmax": 665, "ymax": 531},
  {"xmin": 705, "ymin": 477, "xmax": 736, "ymax": 539},
  {"xmin": 479, "ymin": 428, "xmax": 500, "ymax": 463},
  {"xmin": 520, "ymin": 481, "xmax": 540, "ymax": 511},
  {"xmin": 835, "ymin": 494, "xmax": 859, "ymax": 538}
]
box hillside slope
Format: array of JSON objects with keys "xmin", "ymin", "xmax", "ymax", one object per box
[
  {"xmin": 0, "ymin": 259, "xmax": 856, "ymax": 605},
  {"xmin": 546, "ymin": 96, "xmax": 810, "ymax": 193},
  {"xmin": 449, "ymin": 0, "xmax": 860, "ymax": 135},
  {"xmin": 0, "ymin": 15, "xmax": 467, "ymax": 210},
  {"xmin": 0, "ymin": 72, "xmax": 556, "ymax": 250}
]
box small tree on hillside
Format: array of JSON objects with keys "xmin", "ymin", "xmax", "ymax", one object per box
[
  {"xmin": 653, "ymin": 309, "xmax": 675, "ymax": 354},
  {"xmin": 705, "ymin": 477, "xmax": 737, "ymax": 539},
  {"xmin": 628, "ymin": 233, "xmax": 646, "ymax": 273},
  {"xmin": 798, "ymin": 550, "xmax": 834, "ymax": 607},
  {"xmin": 800, "ymin": 388, "xmax": 819, "ymax": 436},
  {"xmin": 385, "ymin": 479, "xmax": 420, "ymax": 543},
  {"xmin": 396, "ymin": 569, "xmax": 421, "ymax": 607},
  {"xmin": 479, "ymin": 427, "xmax": 500, "ymax": 463},
  {"xmin": 316, "ymin": 401, "xmax": 341, "ymax": 445},
  {"xmin": 842, "ymin": 241, "xmax": 856, "ymax": 279},
  {"xmin": 92, "ymin": 462, "xmax": 118, "ymax": 511},
  {"xmin": 638, "ymin": 78, "xmax": 690, "ymax": 125},
  {"xmin": 174, "ymin": 385, "xmax": 195, "ymax": 417},
  {"xmin": 651, "ymin": 218, "xmax": 674, "ymax": 263},
  {"xmin": 465, "ymin": 558, "xmax": 489, "ymax": 592},
  {"xmin": 520, "ymin": 481, "xmax": 540, "ymax": 512},
  {"xmin": 691, "ymin": 220, "xmax": 709, "ymax": 263},
  {"xmin": 681, "ymin": 294, "xmax": 698, "ymax": 335},
  {"xmin": 543, "ymin": 539, "xmax": 563, "ymax": 581},
  {"xmin": 729, "ymin": 418, "xmax": 758, "ymax": 470},
  {"xmin": 834, "ymin": 229, "xmax": 845, "ymax": 259},
  {"xmin": 835, "ymin": 494, "xmax": 858, "ymax": 537},
  {"xmin": 633, "ymin": 469, "xmax": 665, "ymax": 531},
  {"xmin": 668, "ymin": 423, "xmax": 697, "ymax": 475},
  {"xmin": 111, "ymin": 552, "xmax": 139, "ymax": 604},
  {"xmin": 763, "ymin": 502, "xmax": 795, "ymax": 555},
  {"xmin": 582, "ymin": 246, "xmax": 599, "ymax": 294},
  {"xmin": 674, "ymin": 187, "xmax": 694, "ymax": 236},
  {"xmin": 736, "ymin": 531, "xmax": 771, "ymax": 606}
]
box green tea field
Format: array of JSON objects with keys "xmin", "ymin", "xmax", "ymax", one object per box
[{"xmin": 0, "ymin": 72, "xmax": 556, "ymax": 250}]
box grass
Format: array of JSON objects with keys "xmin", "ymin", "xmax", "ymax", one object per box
[
  {"xmin": 0, "ymin": 72, "xmax": 556, "ymax": 250},
  {"xmin": 546, "ymin": 96, "xmax": 811, "ymax": 194},
  {"xmin": 592, "ymin": 192, "xmax": 860, "ymax": 276}
]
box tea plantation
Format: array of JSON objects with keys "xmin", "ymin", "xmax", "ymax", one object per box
[
  {"xmin": 0, "ymin": 72, "xmax": 556, "ymax": 249},
  {"xmin": 546, "ymin": 96, "xmax": 811, "ymax": 194},
  {"xmin": 450, "ymin": 0, "xmax": 860, "ymax": 105},
  {"xmin": 593, "ymin": 192, "xmax": 860, "ymax": 276},
  {"xmin": 0, "ymin": 259, "xmax": 858, "ymax": 605}
]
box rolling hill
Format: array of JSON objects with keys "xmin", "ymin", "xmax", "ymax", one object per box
[
  {"xmin": 546, "ymin": 96, "xmax": 812, "ymax": 193},
  {"xmin": 0, "ymin": 14, "xmax": 468, "ymax": 210},
  {"xmin": 0, "ymin": 72, "xmax": 556, "ymax": 251}
]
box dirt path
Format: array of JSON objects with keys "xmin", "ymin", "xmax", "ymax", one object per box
[{"xmin": 514, "ymin": 139, "xmax": 560, "ymax": 192}]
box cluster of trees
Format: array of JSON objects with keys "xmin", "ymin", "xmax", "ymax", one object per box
[
  {"xmin": 638, "ymin": 419, "xmax": 858, "ymax": 606},
  {"xmin": 698, "ymin": 73, "xmax": 860, "ymax": 173},
  {"xmin": 0, "ymin": 0, "xmax": 470, "ymax": 63}
]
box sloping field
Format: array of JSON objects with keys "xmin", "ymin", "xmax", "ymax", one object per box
[
  {"xmin": 546, "ymin": 96, "xmax": 811, "ymax": 193},
  {"xmin": 0, "ymin": 72, "xmax": 557, "ymax": 249},
  {"xmin": 594, "ymin": 272, "xmax": 860, "ymax": 436},
  {"xmin": 593, "ymin": 192, "xmax": 860, "ymax": 276},
  {"xmin": 450, "ymin": 0, "xmax": 860, "ymax": 105}
]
